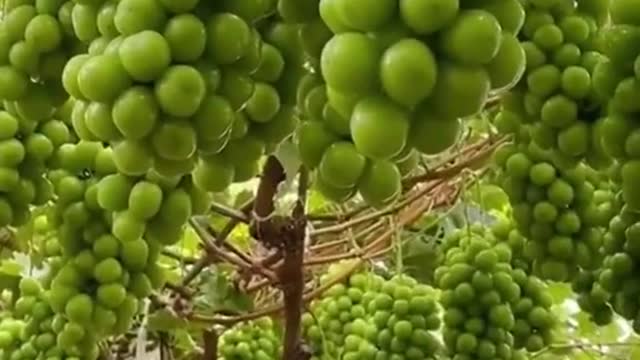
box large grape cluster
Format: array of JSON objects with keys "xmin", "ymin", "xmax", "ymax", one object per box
[
  {"xmin": 595, "ymin": 0, "xmax": 640, "ymax": 212},
  {"xmin": 493, "ymin": 138, "xmax": 616, "ymax": 282},
  {"xmin": 436, "ymin": 225, "xmax": 549, "ymax": 360},
  {"xmin": 495, "ymin": 0, "xmax": 611, "ymax": 168},
  {"xmin": 0, "ymin": 0, "xmax": 76, "ymax": 228},
  {"xmin": 42, "ymin": 141, "xmax": 208, "ymax": 358},
  {"xmin": 0, "ymin": 277, "xmax": 93, "ymax": 360},
  {"xmin": 218, "ymin": 317, "xmax": 282, "ymax": 360},
  {"xmin": 57, "ymin": 0, "xmax": 304, "ymax": 193},
  {"xmin": 294, "ymin": 0, "xmax": 526, "ymax": 207},
  {"xmin": 302, "ymin": 272, "xmax": 441, "ymax": 360}
]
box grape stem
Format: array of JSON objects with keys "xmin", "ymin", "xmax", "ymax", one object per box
[
  {"xmin": 402, "ymin": 135, "xmax": 509, "ymax": 188},
  {"xmin": 209, "ymin": 202, "xmax": 251, "ymax": 223},
  {"xmin": 161, "ymin": 249, "xmax": 198, "ymax": 265}
]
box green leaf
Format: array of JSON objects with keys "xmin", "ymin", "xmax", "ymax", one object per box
[
  {"xmin": 466, "ymin": 183, "xmax": 509, "ymax": 212},
  {"xmin": 598, "ymin": 320, "xmax": 624, "ymax": 342},
  {"xmin": 307, "ymin": 189, "xmax": 328, "ymax": 214},
  {"xmin": 575, "ymin": 311, "xmax": 598, "ymax": 338},
  {"xmin": 630, "ymin": 343, "xmax": 640, "ymax": 360},
  {"xmin": 228, "ymin": 224, "xmax": 252, "ymax": 252},
  {"xmin": 401, "ymin": 235, "xmax": 439, "ymax": 284},
  {"xmin": 176, "ymin": 227, "xmax": 200, "ymax": 255},
  {"xmin": 14, "ymin": 217, "xmax": 34, "ymax": 253},
  {"xmin": 147, "ymin": 308, "xmax": 188, "ymax": 331},
  {"xmin": 548, "ymin": 283, "xmax": 573, "ymax": 304},
  {"xmin": 0, "ymin": 259, "xmax": 23, "ymax": 276},
  {"xmin": 173, "ymin": 328, "xmax": 199, "ymax": 353},
  {"xmin": 197, "ymin": 268, "xmax": 254, "ymax": 314},
  {"xmin": 275, "ymin": 140, "xmax": 301, "ymax": 184}
]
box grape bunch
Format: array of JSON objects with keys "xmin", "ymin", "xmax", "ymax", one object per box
[
  {"xmin": 59, "ymin": 0, "xmax": 303, "ymax": 193},
  {"xmin": 302, "ymin": 272, "xmax": 384, "ymax": 358},
  {"xmin": 294, "ymin": 0, "xmax": 526, "ymax": 206},
  {"xmin": 42, "ymin": 141, "xmax": 192, "ymax": 357},
  {"xmin": 494, "ymin": 140, "xmax": 615, "ymax": 282},
  {"xmin": 0, "ymin": 0, "xmax": 80, "ymax": 228},
  {"xmin": 595, "ymin": 0, "xmax": 640, "ymax": 212},
  {"xmin": 575, "ymin": 204, "xmax": 640, "ymax": 329},
  {"xmin": 510, "ymin": 272, "xmax": 555, "ymax": 352},
  {"xmin": 218, "ymin": 317, "xmax": 282, "ymax": 360},
  {"xmin": 491, "ymin": 215, "xmax": 531, "ymax": 272},
  {"xmin": 436, "ymin": 226, "xmax": 528, "ymax": 360},
  {"xmin": 0, "ymin": 315, "xmax": 25, "ymax": 360},
  {"xmin": 302, "ymin": 272, "xmax": 441, "ymax": 360},
  {"xmin": 203, "ymin": 24, "xmax": 303, "ymax": 185},
  {"xmin": 495, "ymin": 0, "xmax": 611, "ymax": 168},
  {"xmin": 0, "ymin": 108, "xmax": 68, "ymax": 228},
  {"xmin": 0, "ymin": 0, "xmax": 70, "ymax": 107},
  {"xmin": 0, "ymin": 277, "xmax": 95, "ymax": 359}
]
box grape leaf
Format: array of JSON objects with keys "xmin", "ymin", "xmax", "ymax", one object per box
[
  {"xmin": 197, "ymin": 268, "xmax": 254, "ymax": 314},
  {"xmin": 147, "ymin": 308, "xmax": 188, "ymax": 332},
  {"xmin": 401, "ymin": 234, "xmax": 439, "ymax": 284},
  {"xmin": 548, "ymin": 283, "xmax": 573, "ymax": 304}
]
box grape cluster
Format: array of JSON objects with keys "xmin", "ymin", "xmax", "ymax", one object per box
[
  {"xmin": 203, "ymin": 23, "xmax": 302, "ymax": 185},
  {"xmin": 510, "ymin": 272, "xmax": 555, "ymax": 352},
  {"xmin": 42, "ymin": 141, "xmax": 205, "ymax": 358},
  {"xmin": 218, "ymin": 317, "xmax": 282, "ymax": 360},
  {"xmin": 595, "ymin": 1, "xmax": 640, "ymax": 212},
  {"xmin": 0, "ymin": 315, "xmax": 25, "ymax": 360},
  {"xmin": 302, "ymin": 272, "xmax": 441, "ymax": 360},
  {"xmin": 574, "ymin": 204, "xmax": 640, "ymax": 329},
  {"xmin": 495, "ymin": 0, "xmax": 611, "ymax": 167},
  {"xmin": 0, "ymin": 0, "xmax": 80, "ymax": 227},
  {"xmin": 491, "ymin": 215, "xmax": 530, "ymax": 272},
  {"xmin": 0, "ymin": 0, "xmax": 70, "ymax": 105},
  {"xmin": 494, "ymin": 139, "xmax": 616, "ymax": 282},
  {"xmin": 436, "ymin": 226, "xmax": 541, "ymax": 360},
  {"xmin": 0, "ymin": 108, "xmax": 67, "ymax": 228},
  {"xmin": 294, "ymin": 0, "xmax": 526, "ymax": 206},
  {"xmin": 59, "ymin": 0, "xmax": 302, "ymax": 193},
  {"xmin": 0, "ymin": 277, "xmax": 95, "ymax": 360}
]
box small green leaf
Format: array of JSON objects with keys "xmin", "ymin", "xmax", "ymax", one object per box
[
  {"xmin": 548, "ymin": 283, "xmax": 573, "ymax": 304},
  {"xmin": 173, "ymin": 329, "xmax": 199, "ymax": 353},
  {"xmin": 14, "ymin": 218, "xmax": 34, "ymax": 253},
  {"xmin": 275, "ymin": 140, "xmax": 301, "ymax": 184},
  {"xmin": 575, "ymin": 311, "xmax": 598, "ymax": 338},
  {"xmin": 197, "ymin": 269, "xmax": 254, "ymax": 314},
  {"xmin": 147, "ymin": 308, "xmax": 188, "ymax": 331},
  {"xmin": 0, "ymin": 259, "xmax": 23, "ymax": 276},
  {"xmin": 401, "ymin": 235, "xmax": 439, "ymax": 284}
]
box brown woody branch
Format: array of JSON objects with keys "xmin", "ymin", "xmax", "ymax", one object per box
[
  {"xmin": 181, "ymin": 200, "xmax": 254, "ymax": 287},
  {"xmin": 403, "ymin": 135, "xmax": 508, "ymax": 188},
  {"xmin": 189, "ymin": 177, "xmax": 462, "ymax": 326},
  {"xmin": 280, "ymin": 167, "xmax": 310, "ymax": 360},
  {"xmin": 202, "ymin": 330, "xmax": 218, "ymax": 360}
]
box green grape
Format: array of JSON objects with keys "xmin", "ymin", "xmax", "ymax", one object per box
[
  {"xmin": 219, "ymin": 318, "xmax": 282, "ymax": 359},
  {"xmin": 118, "ymin": 30, "xmax": 171, "ymax": 82}
]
